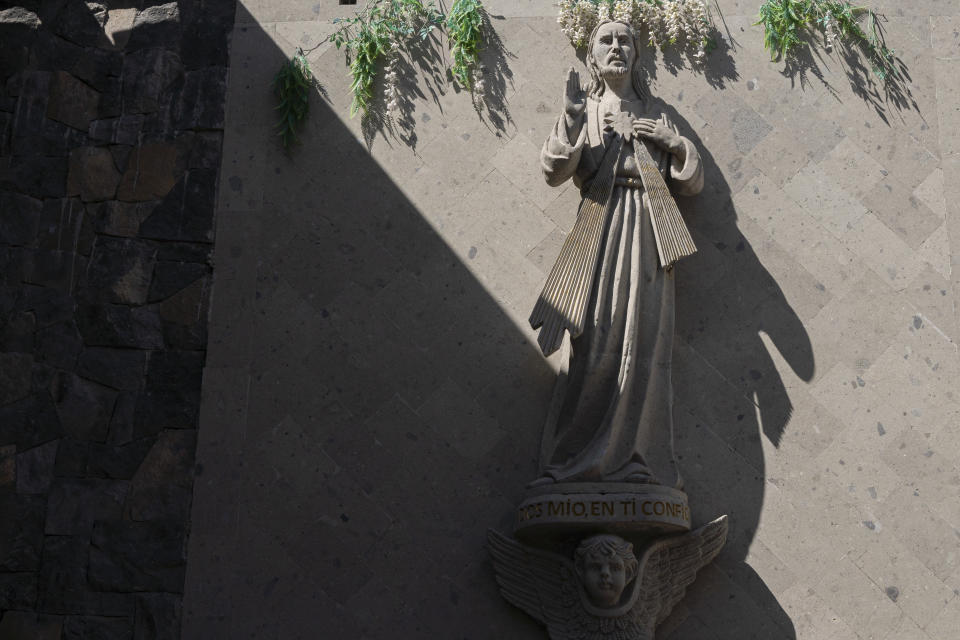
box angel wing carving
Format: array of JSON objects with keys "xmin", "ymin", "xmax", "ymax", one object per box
[
  {"xmin": 632, "ymin": 516, "xmax": 729, "ymax": 628},
  {"xmin": 487, "ymin": 516, "xmax": 728, "ymax": 640},
  {"xmin": 486, "ymin": 528, "xmax": 581, "ymax": 639}
]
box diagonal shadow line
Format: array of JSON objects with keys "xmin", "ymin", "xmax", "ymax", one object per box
[{"xmin": 183, "ymin": 7, "xmax": 813, "ymax": 640}]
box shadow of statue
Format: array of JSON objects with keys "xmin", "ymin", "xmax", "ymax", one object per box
[{"xmin": 646, "ymin": 98, "xmax": 815, "ymax": 639}]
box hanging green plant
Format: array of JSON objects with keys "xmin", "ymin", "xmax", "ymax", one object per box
[
  {"xmin": 274, "ymin": 48, "xmax": 312, "ymax": 151},
  {"xmin": 756, "ymin": 0, "xmax": 897, "ymax": 84},
  {"xmin": 447, "ymin": 0, "xmax": 486, "ymax": 91},
  {"xmin": 330, "ymin": 0, "xmax": 445, "ymax": 117}
]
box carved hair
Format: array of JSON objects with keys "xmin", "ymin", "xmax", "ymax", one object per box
[
  {"xmin": 585, "ymin": 19, "xmax": 648, "ymax": 100},
  {"xmin": 574, "ymin": 534, "xmax": 639, "ymax": 583}
]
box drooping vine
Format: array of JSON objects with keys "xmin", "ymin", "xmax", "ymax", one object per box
[
  {"xmin": 329, "ymin": 0, "xmax": 445, "ymax": 117},
  {"xmin": 447, "ymin": 0, "xmax": 486, "ymax": 93},
  {"xmin": 273, "ymin": 48, "xmax": 312, "ymax": 151},
  {"xmin": 755, "ymin": 0, "xmax": 898, "ymax": 84}
]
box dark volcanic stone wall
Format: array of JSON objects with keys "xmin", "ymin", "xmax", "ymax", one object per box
[{"xmin": 0, "ymin": 1, "xmax": 235, "ymax": 636}]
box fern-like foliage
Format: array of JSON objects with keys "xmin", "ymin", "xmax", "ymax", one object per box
[
  {"xmin": 447, "ymin": 0, "xmax": 485, "ymax": 89},
  {"xmin": 274, "ymin": 49, "xmax": 311, "ymax": 151},
  {"xmin": 330, "ymin": 0, "xmax": 445, "ymax": 117},
  {"xmin": 756, "ymin": 0, "xmax": 897, "ymax": 83}
]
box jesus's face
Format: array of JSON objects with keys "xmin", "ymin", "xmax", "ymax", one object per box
[{"xmin": 592, "ymin": 21, "xmax": 635, "ymax": 81}]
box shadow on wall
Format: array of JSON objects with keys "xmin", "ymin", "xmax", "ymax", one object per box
[
  {"xmin": 185, "ymin": 11, "xmax": 810, "ymax": 640},
  {"xmin": 660, "ymin": 102, "xmax": 814, "ymax": 639}
]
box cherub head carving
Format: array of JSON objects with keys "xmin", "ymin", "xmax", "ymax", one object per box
[
  {"xmin": 574, "ymin": 534, "xmax": 640, "ymax": 608},
  {"xmin": 585, "ymin": 20, "xmax": 647, "ymax": 99}
]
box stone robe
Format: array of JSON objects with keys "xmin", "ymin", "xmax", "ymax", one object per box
[{"xmin": 536, "ymin": 96, "xmax": 703, "ymax": 489}]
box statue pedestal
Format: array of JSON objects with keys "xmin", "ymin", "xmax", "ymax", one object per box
[{"xmin": 515, "ymin": 483, "xmax": 691, "ymax": 540}]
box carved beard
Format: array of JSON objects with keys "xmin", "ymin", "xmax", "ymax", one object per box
[{"xmin": 599, "ymin": 62, "xmax": 630, "ymax": 80}]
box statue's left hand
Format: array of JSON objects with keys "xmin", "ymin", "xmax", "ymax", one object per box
[{"xmin": 634, "ymin": 118, "xmax": 683, "ymax": 155}]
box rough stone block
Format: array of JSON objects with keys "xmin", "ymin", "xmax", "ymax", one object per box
[
  {"xmin": 0, "ymin": 352, "xmax": 33, "ymax": 405},
  {"xmin": 180, "ymin": 13, "xmax": 229, "ymax": 69},
  {"xmin": 82, "ymin": 237, "xmax": 157, "ymax": 305},
  {"xmin": 46, "ymin": 71, "xmax": 100, "ymax": 132},
  {"xmin": 51, "ymin": 371, "xmax": 118, "ymax": 442},
  {"xmin": 0, "ymin": 494, "xmax": 45, "ymax": 570},
  {"xmin": 0, "ymin": 611, "xmax": 62, "ymax": 640},
  {"xmin": 116, "ymin": 142, "xmax": 182, "ymax": 202},
  {"xmin": 67, "ymin": 146, "xmax": 121, "ymax": 203},
  {"xmin": 0, "ymin": 392, "xmax": 62, "ymax": 451},
  {"xmin": 88, "ymin": 519, "xmax": 186, "ymax": 593},
  {"xmin": 15, "ymin": 439, "xmax": 58, "ymax": 494},
  {"xmin": 121, "ymin": 49, "xmax": 182, "ymax": 115},
  {"xmin": 0, "ymin": 8, "xmax": 40, "ymax": 77},
  {"xmin": 0, "ymin": 572, "xmax": 38, "ymax": 611},
  {"xmin": 86, "ymin": 437, "xmax": 155, "ymax": 480},
  {"xmin": 38, "ymin": 535, "xmax": 134, "ymax": 616},
  {"xmin": 61, "ymin": 615, "xmax": 132, "ymax": 640},
  {"xmin": 45, "ymin": 478, "xmax": 128, "ymax": 535},
  {"xmin": 89, "ymin": 115, "xmax": 145, "ymax": 146},
  {"xmin": 50, "ymin": 0, "xmax": 108, "ymax": 48},
  {"xmin": 0, "ymin": 190, "xmax": 42, "ymax": 246},
  {"xmin": 139, "ymin": 169, "xmax": 216, "ymax": 242},
  {"xmin": 173, "ymin": 67, "xmax": 227, "ymax": 130},
  {"xmin": 126, "ymin": 2, "xmax": 181, "ymax": 51},
  {"xmin": 1, "ymin": 156, "xmax": 67, "ymax": 198},
  {"xmin": 0, "ymin": 443, "xmax": 13, "ymax": 489},
  {"xmin": 87, "ymin": 200, "xmax": 157, "ymax": 238},
  {"xmin": 35, "ymin": 198, "xmax": 91, "ymax": 255},
  {"xmin": 36, "ymin": 319, "xmax": 83, "ymax": 370},
  {"xmin": 22, "ymin": 249, "xmax": 83, "ymax": 290},
  {"xmin": 77, "ymin": 347, "xmax": 148, "ymax": 392},
  {"xmin": 53, "ymin": 438, "xmax": 90, "ymax": 478},
  {"xmin": 134, "ymin": 592, "xmax": 181, "ymax": 640},
  {"xmin": 77, "ymin": 303, "xmax": 164, "ymax": 349},
  {"xmin": 147, "ymin": 261, "xmax": 209, "ymax": 303},
  {"xmin": 125, "ymin": 429, "xmax": 195, "ymax": 521}
]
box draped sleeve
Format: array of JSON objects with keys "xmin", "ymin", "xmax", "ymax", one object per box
[
  {"xmin": 664, "ymin": 114, "xmax": 703, "ymax": 197},
  {"xmin": 541, "ymin": 110, "xmax": 588, "ymax": 187}
]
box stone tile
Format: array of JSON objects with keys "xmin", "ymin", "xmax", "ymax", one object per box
[
  {"xmin": 842, "ymin": 202, "xmax": 924, "ymax": 285},
  {"xmin": 882, "ymin": 424, "xmax": 960, "ymax": 531},
  {"xmin": 879, "ymin": 483, "xmax": 960, "ymax": 583},
  {"xmin": 927, "ymin": 596, "xmax": 960, "ymax": 640},
  {"xmin": 540, "ymin": 180, "xmax": 580, "ymax": 233},
  {"xmin": 931, "ymin": 16, "xmax": 960, "ymax": 58},
  {"xmin": 490, "ymin": 132, "xmax": 560, "ymax": 211},
  {"xmin": 804, "ymin": 270, "xmax": 910, "ymax": 380},
  {"xmin": 525, "ymin": 226, "xmax": 566, "ymax": 276},
  {"xmin": 44, "ymin": 478, "xmax": 128, "ymax": 535},
  {"xmin": 217, "ymin": 122, "xmax": 266, "ymax": 212},
  {"xmin": 777, "ymin": 584, "xmax": 860, "ymax": 640},
  {"xmin": 814, "ymin": 555, "xmax": 903, "ymax": 640},
  {"xmin": 917, "ymin": 222, "xmax": 952, "ymax": 283},
  {"xmin": 906, "ymin": 264, "xmax": 957, "ymax": 340},
  {"xmin": 416, "ymin": 379, "xmax": 506, "ymax": 461},
  {"xmin": 782, "ymin": 162, "xmax": 868, "ymax": 239},
  {"xmin": 506, "ymin": 79, "xmax": 560, "ymax": 151},
  {"xmin": 817, "ymin": 137, "xmax": 888, "ymax": 201},
  {"xmin": 863, "ymin": 176, "xmax": 943, "ymax": 250},
  {"xmin": 453, "ymin": 168, "xmax": 556, "ymax": 254},
  {"xmin": 854, "ymin": 534, "xmax": 955, "ymax": 628},
  {"xmin": 913, "ymin": 167, "xmax": 946, "ymax": 220},
  {"xmin": 735, "ymin": 214, "xmax": 833, "ymax": 321}
]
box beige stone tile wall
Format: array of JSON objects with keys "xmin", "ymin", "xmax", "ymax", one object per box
[{"xmin": 184, "ymin": 1, "xmax": 960, "ymax": 638}]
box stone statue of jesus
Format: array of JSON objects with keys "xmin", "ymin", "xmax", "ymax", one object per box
[{"xmin": 530, "ymin": 19, "xmax": 703, "ymax": 490}]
